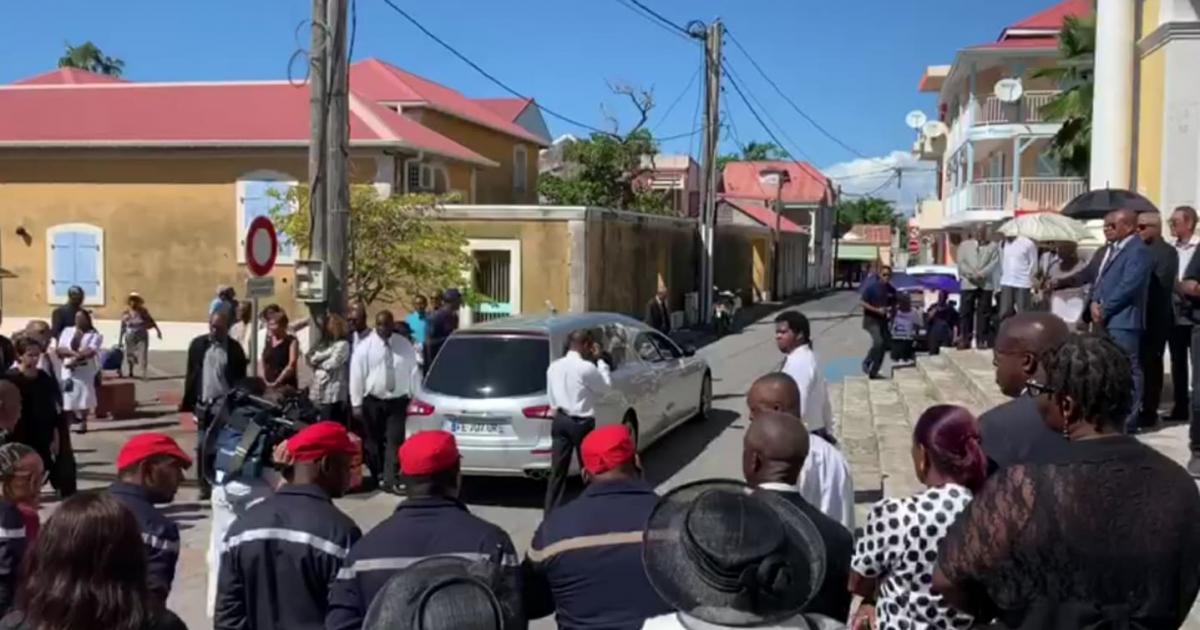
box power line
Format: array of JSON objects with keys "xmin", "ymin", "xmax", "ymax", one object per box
[
  {"xmin": 723, "ymin": 61, "xmax": 815, "ymax": 163},
  {"xmin": 725, "ymin": 28, "xmax": 869, "ymax": 160},
  {"xmin": 653, "ymin": 63, "xmax": 702, "ymax": 131},
  {"xmin": 380, "ymin": 0, "xmax": 613, "ymax": 136},
  {"xmin": 657, "ymin": 125, "xmax": 706, "ymax": 141},
  {"xmin": 613, "ymin": 0, "xmax": 696, "ymax": 43},
  {"xmin": 347, "ymin": 0, "xmax": 357, "ymax": 61},
  {"xmin": 842, "ymin": 173, "xmax": 899, "ymax": 198},
  {"xmin": 722, "ymin": 108, "xmax": 746, "ymax": 153},
  {"xmin": 687, "ymin": 53, "xmax": 705, "ymax": 158},
  {"xmin": 830, "ymin": 165, "xmax": 936, "ymax": 181}
]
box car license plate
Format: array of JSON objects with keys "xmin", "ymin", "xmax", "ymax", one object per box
[{"xmin": 448, "ymin": 420, "xmax": 503, "ymax": 435}]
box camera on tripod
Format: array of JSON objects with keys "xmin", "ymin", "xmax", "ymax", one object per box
[{"xmin": 202, "ymin": 386, "xmax": 321, "ymax": 485}]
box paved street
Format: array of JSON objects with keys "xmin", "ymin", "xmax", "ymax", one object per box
[{"xmin": 47, "ymin": 290, "xmax": 871, "ymax": 629}]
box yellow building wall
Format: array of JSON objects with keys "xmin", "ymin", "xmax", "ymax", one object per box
[
  {"xmin": 416, "ymin": 111, "xmax": 540, "ymax": 205},
  {"xmin": 1136, "ymin": 47, "xmax": 1166, "ymax": 205},
  {"xmin": 0, "ymin": 153, "xmax": 377, "ymax": 322},
  {"xmin": 1140, "ymin": 0, "xmax": 1162, "ymax": 38},
  {"xmin": 443, "ymin": 220, "xmax": 570, "ymax": 315},
  {"xmin": 586, "ymin": 219, "xmax": 697, "ymax": 317}
]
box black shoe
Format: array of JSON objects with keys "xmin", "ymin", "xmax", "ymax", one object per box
[{"xmin": 1138, "ymin": 415, "xmax": 1159, "ymax": 429}]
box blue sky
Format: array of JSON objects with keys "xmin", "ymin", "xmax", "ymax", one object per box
[{"xmin": 1, "ymin": 0, "xmax": 1059, "ymax": 208}]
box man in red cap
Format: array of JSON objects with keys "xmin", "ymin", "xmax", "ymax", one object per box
[
  {"xmin": 214, "ymin": 421, "xmax": 361, "ymax": 630},
  {"xmin": 327, "ymin": 430, "xmax": 518, "ymax": 630},
  {"xmin": 523, "ymin": 424, "xmax": 670, "ymax": 629},
  {"xmin": 108, "ymin": 432, "xmax": 192, "ymax": 606}
]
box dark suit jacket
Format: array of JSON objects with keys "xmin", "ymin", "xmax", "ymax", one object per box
[
  {"xmin": 1089, "ymin": 236, "xmax": 1153, "ymax": 331},
  {"xmin": 645, "ymin": 297, "xmax": 671, "ymax": 334},
  {"xmin": 180, "ymin": 334, "xmax": 248, "ymax": 412},
  {"xmin": 1146, "ymin": 239, "xmax": 1179, "ymax": 334},
  {"xmin": 768, "ymin": 489, "xmax": 853, "ymax": 623}
]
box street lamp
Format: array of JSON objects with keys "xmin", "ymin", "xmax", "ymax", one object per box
[{"xmin": 759, "ymin": 167, "xmax": 791, "ymax": 300}]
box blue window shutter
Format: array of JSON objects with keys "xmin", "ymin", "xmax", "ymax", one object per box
[
  {"xmin": 51, "ymin": 232, "xmax": 77, "ymax": 300},
  {"xmin": 74, "ymin": 232, "xmax": 101, "ymax": 297}
]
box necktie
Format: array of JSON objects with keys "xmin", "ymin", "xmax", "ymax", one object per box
[{"xmin": 383, "ymin": 337, "xmax": 396, "ymax": 392}]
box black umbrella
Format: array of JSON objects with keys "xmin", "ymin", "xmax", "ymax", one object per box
[{"xmin": 1060, "ymin": 188, "xmax": 1158, "ymax": 220}]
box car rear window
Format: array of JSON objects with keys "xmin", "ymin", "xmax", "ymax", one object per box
[{"xmin": 424, "ymin": 335, "xmax": 550, "ymax": 399}]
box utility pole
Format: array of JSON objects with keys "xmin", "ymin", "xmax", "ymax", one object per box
[
  {"xmin": 698, "ymin": 19, "xmax": 722, "ymax": 325},
  {"xmin": 324, "ymin": 0, "xmax": 350, "ymax": 316},
  {"xmin": 308, "ymin": 0, "xmax": 329, "ymax": 279}
]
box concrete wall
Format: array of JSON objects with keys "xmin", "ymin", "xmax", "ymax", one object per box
[
  {"xmin": 442, "ymin": 218, "xmax": 572, "ymax": 316},
  {"xmin": 583, "ymin": 212, "xmax": 697, "ymax": 316}
]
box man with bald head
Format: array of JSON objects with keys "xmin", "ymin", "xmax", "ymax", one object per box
[
  {"xmin": 743, "ymin": 410, "xmax": 852, "ymax": 622},
  {"xmin": 980, "ymin": 312, "xmax": 1072, "ymax": 470},
  {"xmin": 746, "ymin": 373, "xmax": 854, "ymax": 530}
]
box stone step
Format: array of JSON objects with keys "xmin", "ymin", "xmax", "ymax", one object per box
[
  {"xmin": 867, "ymin": 377, "xmax": 924, "ymax": 500},
  {"xmin": 915, "ymin": 353, "xmax": 992, "ymax": 415},
  {"xmin": 940, "ymin": 349, "xmax": 1009, "ymax": 410},
  {"xmin": 839, "ymin": 376, "xmax": 881, "ymax": 505}
]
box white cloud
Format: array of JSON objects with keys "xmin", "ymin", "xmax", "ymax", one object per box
[{"xmin": 822, "ymin": 150, "xmax": 937, "ymax": 215}]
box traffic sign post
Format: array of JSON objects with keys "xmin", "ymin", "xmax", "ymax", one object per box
[{"xmin": 244, "ymin": 217, "xmax": 279, "ymax": 377}]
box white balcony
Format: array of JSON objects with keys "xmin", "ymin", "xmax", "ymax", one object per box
[
  {"xmin": 946, "ymin": 91, "xmax": 1063, "ymax": 158},
  {"xmin": 945, "ymin": 176, "xmax": 1087, "ymax": 225}
]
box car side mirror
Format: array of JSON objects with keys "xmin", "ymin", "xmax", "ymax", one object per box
[{"xmin": 682, "ymin": 345, "xmax": 697, "ymax": 357}]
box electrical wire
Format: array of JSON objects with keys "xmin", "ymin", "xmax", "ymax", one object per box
[
  {"xmin": 830, "ymin": 165, "xmax": 935, "ymax": 181},
  {"xmin": 723, "ymin": 61, "xmax": 815, "ymax": 163},
  {"xmin": 658, "ymin": 126, "xmax": 706, "ymax": 141},
  {"xmin": 615, "ymin": 0, "xmax": 693, "ymax": 38},
  {"xmin": 348, "ymin": 0, "xmax": 357, "ymax": 62},
  {"xmin": 725, "ymin": 28, "xmax": 869, "ymax": 160},
  {"xmin": 723, "ymin": 108, "xmax": 746, "ymax": 154},
  {"xmin": 380, "ymin": 0, "xmax": 614, "ymax": 136},
  {"xmin": 687, "ymin": 58, "xmax": 704, "ymax": 158},
  {"xmin": 841, "ymin": 173, "xmax": 899, "ymax": 198},
  {"xmin": 722, "ymin": 65, "xmax": 829, "ymax": 188},
  {"xmin": 654, "ymin": 64, "xmax": 702, "ymax": 132}
]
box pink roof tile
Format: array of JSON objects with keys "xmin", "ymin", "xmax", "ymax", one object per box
[
  {"xmin": 1007, "ymin": 0, "xmax": 1092, "ymax": 32},
  {"xmin": 350, "ymin": 59, "xmax": 548, "ymax": 146},
  {"xmin": 723, "ymin": 198, "xmax": 806, "ymax": 234},
  {"xmin": 720, "ymin": 160, "xmax": 833, "ymax": 205},
  {"xmin": 968, "ymin": 35, "xmax": 1059, "ymax": 51},
  {"xmin": 475, "ymin": 97, "xmax": 531, "ymax": 122},
  {"xmin": 0, "ymin": 82, "xmax": 495, "ymax": 165},
  {"xmin": 13, "ymin": 68, "xmax": 129, "ymax": 85}
]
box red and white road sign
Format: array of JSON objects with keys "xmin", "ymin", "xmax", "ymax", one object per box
[{"xmin": 245, "ymin": 216, "xmax": 278, "ymax": 277}]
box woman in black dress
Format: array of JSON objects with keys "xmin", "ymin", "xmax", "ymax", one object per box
[
  {"xmin": 261, "ymin": 311, "xmax": 299, "ymax": 391},
  {"xmin": 5, "ymin": 336, "xmax": 74, "ymax": 498},
  {"xmin": 934, "ymin": 333, "xmax": 1200, "ymax": 629}
]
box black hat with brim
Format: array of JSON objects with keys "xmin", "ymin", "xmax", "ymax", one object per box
[
  {"xmin": 642, "ymin": 479, "xmax": 827, "ymax": 627},
  {"xmin": 364, "ymin": 555, "xmax": 515, "ymax": 630}
]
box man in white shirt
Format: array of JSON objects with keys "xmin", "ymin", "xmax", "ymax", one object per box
[
  {"xmin": 774, "ymin": 311, "xmax": 836, "ymax": 441},
  {"xmin": 350, "ymin": 310, "xmax": 419, "ymax": 494},
  {"xmin": 746, "ymin": 373, "xmax": 854, "ymax": 531},
  {"xmin": 544, "ymin": 330, "xmax": 611, "ymax": 513},
  {"xmin": 1168, "ymin": 205, "xmax": 1199, "ymax": 420},
  {"xmin": 999, "ymin": 234, "xmax": 1038, "ymax": 322}
]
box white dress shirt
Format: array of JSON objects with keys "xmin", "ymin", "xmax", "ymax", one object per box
[
  {"xmin": 1176, "ymin": 235, "xmax": 1199, "ymax": 281},
  {"xmin": 780, "ymin": 345, "xmax": 835, "ymax": 435},
  {"xmin": 545, "ymin": 350, "xmax": 612, "ymax": 418},
  {"xmin": 798, "ymin": 434, "xmax": 855, "ymax": 532},
  {"xmin": 1000, "ymin": 236, "xmax": 1037, "ymax": 289},
  {"xmin": 642, "ymin": 612, "xmax": 841, "ymax": 629},
  {"xmin": 349, "ymin": 331, "xmax": 419, "ymax": 407}
]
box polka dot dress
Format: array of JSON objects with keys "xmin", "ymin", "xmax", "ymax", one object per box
[{"xmin": 851, "ymin": 484, "xmax": 974, "ymax": 630}]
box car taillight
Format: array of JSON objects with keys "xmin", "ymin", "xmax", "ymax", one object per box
[
  {"xmin": 407, "ymin": 399, "xmax": 435, "ymax": 416},
  {"xmin": 522, "ymin": 405, "xmax": 555, "ymax": 420}
]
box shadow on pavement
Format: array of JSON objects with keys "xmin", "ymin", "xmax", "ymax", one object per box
[
  {"xmin": 642, "ymin": 408, "xmax": 741, "ymax": 486},
  {"xmin": 460, "ymin": 475, "xmax": 553, "ymax": 511}
]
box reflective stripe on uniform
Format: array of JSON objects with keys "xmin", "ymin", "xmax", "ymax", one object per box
[
  {"xmin": 526, "ymin": 530, "xmax": 643, "ymax": 563},
  {"xmin": 222, "ymin": 527, "xmax": 350, "ymax": 558},
  {"xmin": 0, "ymin": 527, "xmax": 25, "ymax": 541},
  {"xmin": 335, "ymin": 551, "xmax": 520, "ymax": 580},
  {"xmin": 142, "ymin": 532, "xmax": 179, "ymax": 552}
]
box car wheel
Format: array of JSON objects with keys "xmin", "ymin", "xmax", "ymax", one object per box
[
  {"xmin": 622, "ymin": 411, "xmax": 640, "ymax": 447},
  {"xmin": 694, "ymin": 371, "xmax": 713, "ymax": 421}
]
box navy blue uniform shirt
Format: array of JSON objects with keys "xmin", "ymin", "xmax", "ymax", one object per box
[
  {"xmin": 325, "ymin": 495, "xmax": 518, "ymax": 630},
  {"xmin": 523, "ymin": 479, "xmax": 670, "ymax": 630},
  {"xmin": 108, "ymin": 482, "xmax": 179, "ymax": 603},
  {"xmin": 0, "ymin": 500, "xmax": 26, "ymax": 616}
]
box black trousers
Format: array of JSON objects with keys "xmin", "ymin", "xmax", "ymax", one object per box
[
  {"xmin": 1169, "ymin": 324, "xmax": 1192, "ymax": 416},
  {"xmin": 1141, "ymin": 327, "xmax": 1170, "ymax": 422},
  {"xmin": 544, "ymin": 411, "xmax": 594, "ymax": 514},
  {"xmin": 26, "ymin": 423, "xmax": 75, "ymax": 498},
  {"xmin": 193, "ymin": 402, "xmax": 218, "ymax": 499},
  {"xmin": 317, "ymin": 401, "xmax": 350, "ymax": 426},
  {"xmin": 958, "ymin": 288, "xmax": 994, "ymax": 347},
  {"xmin": 862, "ymin": 318, "xmax": 888, "ymax": 378},
  {"xmin": 362, "ymin": 396, "xmax": 409, "ymax": 487}
]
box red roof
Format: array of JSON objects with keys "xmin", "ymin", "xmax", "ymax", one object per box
[
  {"xmin": 968, "ymin": 36, "xmax": 1059, "ymax": 51},
  {"xmin": 349, "ymin": 59, "xmax": 547, "ymax": 146},
  {"xmin": 13, "ymin": 68, "xmax": 129, "ymax": 85},
  {"xmin": 720, "ymin": 161, "xmax": 833, "ymax": 205},
  {"xmin": 1007, "ymin": 0, "xmax": 1091, "ymax": 32},
  {"xmin": 848, "ymin": 224, "xmax": 892, "ymax": 245},
  {"xmin": 0, "ymin": 82, "xmax": 494, "ymax": 165},
  {"xmin": 475, "ymin": 97, "xmax": 530, "ymax": 122},
  {"xmin": 723, "ymin": 198, "xmax": 806, "ymax": 234}
]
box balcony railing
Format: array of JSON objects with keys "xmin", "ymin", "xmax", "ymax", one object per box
[
  {"xmin": 946, "ymin": 90, "xmax": 1063, "ymax": 157},
  {"xmin": 945, "ymin": 176, "xmax": 1087, "ymax": 217}
]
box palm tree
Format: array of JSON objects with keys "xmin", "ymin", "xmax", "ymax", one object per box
[
  {"xmin": 1033, "ymin": 15, "xmax": 1095, "ymax": 177},
  {"xmin": 58, "ymin": 41, "xmax": 125, "ymax": 77}
]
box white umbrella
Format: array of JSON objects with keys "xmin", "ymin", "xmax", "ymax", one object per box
[{"xmin": 997, "ymin": 212, "xmax": 1090, "ymax": 242}]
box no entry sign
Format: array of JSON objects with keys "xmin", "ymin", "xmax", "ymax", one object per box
[{"xmin": 245, "ymin": 216, "xmax": 278, "ymax": 277}]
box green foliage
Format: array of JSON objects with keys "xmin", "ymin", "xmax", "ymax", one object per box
[
  {"xmin": 538, "ymin": 128, "xmax": 673, "ymax": 214},
  {"xmin": 1032, "ymin": 14, "xmax": 1095, "ymax": 177},
  {"xmin": 269, "ymin": 186, "xmax": 473, "ymax": 307},
  {"xmin": 835, "ymin": 196, "xmax": 901, "ymax": 234},
  {"xmin": 58, "ymin": 41, "xmax": 124, "ymax": 76},
  {"xmin": 717, "ymin": 141, "xmax": 790, "ymax": 171}
]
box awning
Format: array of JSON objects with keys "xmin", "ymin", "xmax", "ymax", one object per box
[{"xmin": 837, "ymin": 244, "xmax": 881, "ymax": 261}]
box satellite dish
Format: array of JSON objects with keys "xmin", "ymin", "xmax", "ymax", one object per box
[
  {"xmin": 994, "ymin": 78, "xmax": 1024, "ymax": 103},
  {"xmin": 905, "ymin": 110, "xmax": 928, "ymax": 130},
  {"xmin": 922, "ymin": 121, "xmax": 948, "ymax": 138}
]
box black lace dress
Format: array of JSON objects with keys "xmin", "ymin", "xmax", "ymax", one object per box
[{"xmin": 937, "ymin": 436, "xmax": 1200, "ymax": 629}]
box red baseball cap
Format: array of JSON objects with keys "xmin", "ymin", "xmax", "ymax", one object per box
[
  {"xmin": 286, "ymin": 421, "xmax": 358, "ymax": 463},
  {"xmin": 581, "ymin": 425, "xmax": 636, "ymax": 475},
  {"xmin": 400, "ymin": 430, "xmax": 460, "ymax": 476},
  {"xmin": 116, "ymin": 433, "xmax": 192, "ymax": 471}
]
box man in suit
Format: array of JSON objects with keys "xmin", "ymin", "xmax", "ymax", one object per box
[
  {"xmin": 645, "ymin": 287, "xmax": 671, "ymax": 335},
  {"xmin": 956, "ymin": 225, "xmax": 1000, "ymax": 349},
  {"xmin": 179, "ymin": 312, "xmax": 249, "ymax": 500},
  {"xmin": 1136, "ymin": 211, "xmax": 1178, "ymax": 428},
  {"xmin": 1168, "ymin": 206, "xmax": 1199, "ymax": 420}
]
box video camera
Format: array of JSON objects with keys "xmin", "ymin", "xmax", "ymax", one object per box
[{"xmin": 201, "ymin": 387, "xmax": 321, "ymax": 485}]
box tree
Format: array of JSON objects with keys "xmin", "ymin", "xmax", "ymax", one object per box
[
  {"xmin": 538, "ymin": 84, "xmax": 673, "ymax": 214},
  {"xmin": 835, "ymin": 196, "xmax": 901, "ymax": 234},
  {"xmin": 58, "ymin": 41, "xmax": 125, "ymax": 77},
  {"xmin": 1032, "ymin": 14, "xmax": 1094, "ymax": 177},
  {"xmin": 269, "ymin": 186, "xmax": 473, "ymax": 307},
  {"xmin": 717, "ymin": 141, "xmax": 791, "ymax": 171}
]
